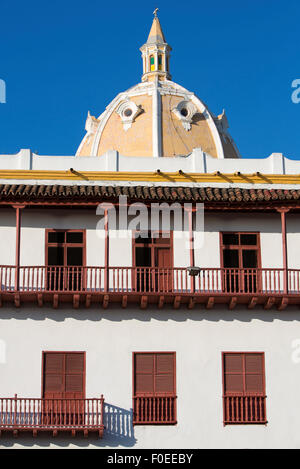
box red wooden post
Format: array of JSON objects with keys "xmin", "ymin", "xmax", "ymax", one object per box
[
  {"xmin": 278, "ymin": 208, "xmax": 289, "ymax": 294},
  {"xmin": 14, "ymin": 393, "xmax": 17, "ymax": 427},
  {"xmin": 100, "ymin": 394, "xmax": 104, "ymax": 427},
  {"xmin": 104, "ymin": 209, "xmax": 109, "ymax": 292},
  {"xmin": 187, "ymin": 208, "xmax": 195, "ymax": 293},
  {"xmin": 13, "ymin": 205, "xmax": 24, "ymax": 291}
]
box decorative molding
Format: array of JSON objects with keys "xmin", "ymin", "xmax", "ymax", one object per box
[
  {"xmin": 172, "ymin": 100, "xmax": 198, "ymax": 131},
  {"xmin": 116, "ymin": 99, "xmax": 143, "ymax": 131}
]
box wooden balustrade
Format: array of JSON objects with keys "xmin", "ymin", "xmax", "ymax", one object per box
[
  {"xmin": 223, "ymin": 395, "xmax": 267, "ymax": 424},
  {"xmin": 0, "ymin": 395, "xmax": 105, "ymax": 434},
  {"xmin": 133, "ymin": 395, "xmax": 177, "ymax": 424},
  {"xmin": 0, "ymin": 266, "xmax": 299, "ymax": 295}
]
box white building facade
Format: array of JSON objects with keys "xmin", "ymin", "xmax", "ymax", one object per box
[{"xmin": 0, "ymin": 15, "xmax": 300, "ymax": 449}]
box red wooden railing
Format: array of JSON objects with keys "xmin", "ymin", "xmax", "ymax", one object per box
[
  {"xmin": 133, "ymin": 395, "xmax": 177, "ymax": 425},
  {"xmin": 0, "ymin": 265, "xmax": 299, "ymax": 295},
  {"xmin": 223, "ymin": 395, "xmax": 267, "ymax": 424},
  {"xmin": 0, "ymin": 395, "xmax": 105, "ymax": 431}
]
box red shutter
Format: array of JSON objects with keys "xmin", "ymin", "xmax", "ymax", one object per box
[
  {"xmin": 223, "ymin": 352, "xmax": 265, "ymax": 395},
  {"xmin": 223, "ymin": 353, "xmax": 243, "ymax": 394},
  {"xmin": 222, "ymin": 352, "xmax": 266, "ymax": 425},
  {"xmin": 65, "ymin": 353, "xmax": 85, "ymax": 398},
  {"xmin": 155, "ymin": 353, "xmax": 175, "ymax": 393},
  {"xmin": 43, "ymin": 353, "xmax": 65, "ymax": 398},
  {"xmin": 244, "ymin": 353, "xmax": 264, "ymax": 393},
  {"xmin": 43, "ymin": 352, "xmax": 85, "ymax": 399},
  {"xmin": 133, "ymin": 352, "xmax": 177, "ymax": 425},
  {"xmin": 134, "ymin": 353, "xmax": 154, "ymax": 394},
  {"xmin": 134, "ymin": 353, "xmax": 175, "ymax": 395}
]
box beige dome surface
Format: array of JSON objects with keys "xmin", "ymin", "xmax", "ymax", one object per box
[{"xmin": 76, "ymin": 16, "xmax": 240, "ymax": 159}]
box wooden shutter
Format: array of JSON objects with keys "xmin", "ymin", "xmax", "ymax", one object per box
[
  {"xmin": 65, "ymin": 353, "xmax": 85, "ymax": 398},
  {"xmin": 43, "ymin": 353, "xmax": 65, "ymax": 399},
  {"xmin": 134, "ymin": 353, "xmax": 154, "ymax": 394},
  {"xmin": 223, "ymin": 352, "xmax": 265, "ymax": 395},
  {"xmin": 223, "ymin": 353, "xmax": 244, "ymax": 394},
  {"xmin": 244, "ymin": 353, "xmax": 264, "ymax": 393},
  {"xmin": 134, "ymin": 352, "xmax": 175, "ymax": 396},
  {"xmin": 43, "ymin": 352, "xmax": 85, "ymax": 399},
  {"xmin": 155, "ymin": 353, "xmax": 175, "ymax": 393}
]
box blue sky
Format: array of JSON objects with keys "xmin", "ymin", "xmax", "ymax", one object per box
[{"xmin": 0, "ymin": 0, "xmax": 299, "ymax": 159}]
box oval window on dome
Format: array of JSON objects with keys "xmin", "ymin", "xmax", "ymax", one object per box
[
  {"xmin": 180, "ymin": 108, "xmax": 188, "ymax": 117},
  {"xmin": 124, "ymin": 108, "xmax": 133, "ymax": 117}
]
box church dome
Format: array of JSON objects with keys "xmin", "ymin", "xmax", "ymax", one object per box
[{"xmin": 76, "ymin": 14, "xmax": 240, "ymax": 159}]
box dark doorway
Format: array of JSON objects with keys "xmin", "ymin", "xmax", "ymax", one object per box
[
  {"xmin": 133, "ymin": 232, "xmax": 173, "ymax": 292},
  {"xmin": 46, "ymin": 230, "xmax": 86, "ymax": 291},
  {"xmin": 221, "ymin": 232, "xmax": 260, "ymax": 293}
]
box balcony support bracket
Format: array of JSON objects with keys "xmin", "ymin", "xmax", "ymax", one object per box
[
  {"xmin": 264, "ymin": 296, "xmax": 275, "ymax": 310},
  {"xmin": 248, "ymin": 296, "xmax": 258, "ymax": 309},
  {"xmin": 158, "ymin": 296, "xmax": 164, "ymax": 309},
  {"xmin": 14, "ymin": 293, "xmax": 20, "ymax": 308},
  {"xmin": 228, "ymin": 296, "xmax": 237, "ymax": 310},
  {"xmin": 206, "ymin": 297, "xmax": 214, "ymax": 309},
  {"xmin": 278, "ymin": 297, "xmax": 289, "ymax": 311},
  {"xmin": 53, "ymin": 294, "xmax": 59, "ymax": 309},
  {"xmin": 140, "ymin": 296, "xmax": 148, "ymax": 309},
  {"xmin": 103, "ymin": 294, "xmax": 109, "ymax": 309},
  {"xmin": 73, "ymin": 294, "xmax": 80, "ymax": 309},
  {"xmin": 37, "ymin": 293, "xmax": 43, "ymax": 307},
  {"xmin": 85, "ymin": 294, "xmax": 91, "ymax": 308},
  {"xmin": 188, "ymin": 297, "xmax": 195, "ymax": 309},
  {"xmin": 173, "ymin": 296, "xmax": 181, "ymax": 309},
  {"xmin": 122, "ymin": 295, "xmax": 128, "ymax": 308}
]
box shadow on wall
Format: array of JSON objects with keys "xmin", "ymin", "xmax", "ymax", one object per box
[
  {"xmin": 0, "ymin": 403, "xmax": 136, "ymax": 448},
  {"xmin": 103, "ymin": 402, "xmax": 136, "ymax": 446}
]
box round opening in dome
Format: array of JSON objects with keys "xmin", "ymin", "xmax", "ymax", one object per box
[
  {"xmin": 180, "ymin": 108, "xmax": 188, "ymax": 117},
  {"xmin": 124, "ymin": 108, "xmax": 133, "ymax": 117}
]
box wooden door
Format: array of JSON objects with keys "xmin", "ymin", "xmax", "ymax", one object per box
[
  {"xmin": 133, "ymin": 232, "xmax": 173, "ymax": 293},
  {"xmin": 42, "ymin": 352, "xmax": 85, "ymax": 425},
  {"xmin": 221, "ymin": 233, "xmax": 260, "ymax": 293},
  {"xmin": 154, "ymin": 245, "xmax": 172, "ymax": 292},
  {"xmin": 46, "ymin": 230, "xmax": 86, "ymax": 291}
]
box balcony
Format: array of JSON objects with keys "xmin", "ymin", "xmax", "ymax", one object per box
[
  {"xmin": 0, "ymin": 395, "xmax": 105, "ymax": 437},
  {"xmin": 223, "ymin": 394, "xmax": 267, "ymax": 425},
  {"xmin": 0, "ymin": 265, "xmax": 299, "ymax": 309},
  {"xmin": 133, "ymin": 395, "xmax": 177, "ymax": 425}
]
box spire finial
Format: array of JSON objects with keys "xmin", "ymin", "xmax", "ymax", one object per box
[{"xmin": 153, "ymin": 7, "xmax": 159, "ymax": 17}]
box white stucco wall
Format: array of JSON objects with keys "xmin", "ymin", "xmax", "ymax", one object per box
[
  {"xmin": 1, "ymin": 210, "xmax": 299, "ymax": 271},
  {"xmin": 0, "ymin": 307, "xmax": 300, "ymax": 449}
]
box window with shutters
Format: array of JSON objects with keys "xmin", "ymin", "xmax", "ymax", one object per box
[
  {"xmin": 133, "ymin": 352, "xmax": 177, "ymax": 425},
  {"xmin": 42, "ymin": 351, "xmax": 86, "ymax": 426},
  {"xmin": 222, "ymin": 352, "xmax": 267, "ymax": 424},
  {"xmin": 42, "ymin": 352, "xmax": 85, "ymax": 399}
]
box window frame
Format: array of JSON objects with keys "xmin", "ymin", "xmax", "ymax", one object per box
[
  {"xmin": 222, "ymin": 351, "xmax": 267, "ymax": 425},
  {"xmin": 220, "ymin": 231, "xmax": 262, "ymax": 270},
  {"xmin": 132, "ymin": 231, "xmax": 173, "ymax": 269},
  {"xmin": 132, "ymin": 351, "xmax": 176, "ymax": 397},
  {"xmin": 45, "ymin": 229, "xmax": 86, "ymax": 267},
  {"xmin": 41, "ymin": 351, "xmax": 86, "ymax": 399},
  {"xmin": 132, "ymin": 351, "xmax": 177, "ymax": 425}
]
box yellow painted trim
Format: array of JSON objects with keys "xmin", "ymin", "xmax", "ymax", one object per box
[{"xmin": 0, "ymin": 170, "xmax": 300, "ymax": 184}]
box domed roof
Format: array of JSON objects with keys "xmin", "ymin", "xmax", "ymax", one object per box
[{"xmin": 76, "ymin": 14, "xmax": 240, "ymax": 159}]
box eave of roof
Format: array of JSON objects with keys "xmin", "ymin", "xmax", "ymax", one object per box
[{"xmin": 0, "ymin": 184, "xmax": 300, "ymax": 205}]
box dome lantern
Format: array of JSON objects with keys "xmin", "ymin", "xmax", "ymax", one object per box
[{"xmin": 140, "ymin": 9, "xmax": 172, "ymax": 82}]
